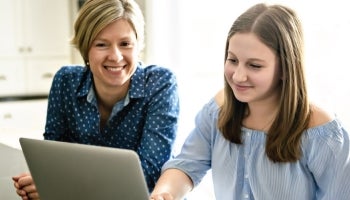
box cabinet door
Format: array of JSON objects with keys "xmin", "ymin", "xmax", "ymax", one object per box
[
  {"xmin": 25, "ymin": 59, "xmax": 64, "ymax": 95},
  {"xmin": 0, "ymin": 0, "xmax": 23, "ymax": 57},
  {"xmin": 0, "ymin": 0, "xmax": 71, "ymax": 57},
  {"xmin": 0, "ymin": 99, "xmax": 47, "ymax": 135},
  {"xmin": 0, "ymin": 0, "xmax": 72, "ymax": 97},
  {"xmin": 0, "ymin": 62, "xmax": 26, "ymax": 97},
  {"xmin": 23, "ymin": 0, "xmax": 71, "ymax": 57}
]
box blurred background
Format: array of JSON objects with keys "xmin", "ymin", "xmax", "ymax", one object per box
[{"xmin": 1, "ymin": 0, "xmax": 349, "ymax": 199}]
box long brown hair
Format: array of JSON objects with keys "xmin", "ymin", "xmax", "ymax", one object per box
[{"xmin": 218, "ymin": 3, "xmax": 311, "ymax": 162}]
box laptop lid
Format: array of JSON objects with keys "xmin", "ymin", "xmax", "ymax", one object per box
[{"xmin": 19, "ymin": 137, "xmax": 149, "ymax": 200}]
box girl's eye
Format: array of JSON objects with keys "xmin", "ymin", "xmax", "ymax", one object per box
[
  {"xmin": 249, "ymin": 63, "xmax": 262, "ymax": 68},
  {"xmin": 227, "ymin": 58, "xmax": 238, "ymax": 64}
]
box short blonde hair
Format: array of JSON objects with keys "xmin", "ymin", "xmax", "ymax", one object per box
[{"xmin": 71, "ymin": 0, "xmax": 144, "ymax": 65}]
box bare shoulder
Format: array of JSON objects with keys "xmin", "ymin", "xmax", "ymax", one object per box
[
  {"xmin": 214, "ymin": 88, "xmax": 225, "ymax": 107},
  {"xmin": 309, "ymin": 103, "xmax": 335, "ymax": 128}
]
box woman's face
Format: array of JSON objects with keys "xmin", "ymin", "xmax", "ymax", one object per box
[
  {"xmin": 88, "ymin": 19, "xmax": 139, "ymax": 89},
  {"xmin": 224, "ymin": 32, "xmax": 281, "ymax": 105}
]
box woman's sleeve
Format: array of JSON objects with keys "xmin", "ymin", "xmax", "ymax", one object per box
[
  {"xmin": 43, "ymin": 67, "xmax": 68, "ymax": 141},
  {"xmin": 136, "ymin": 68, "xmax": 180, "ymax": 191}
]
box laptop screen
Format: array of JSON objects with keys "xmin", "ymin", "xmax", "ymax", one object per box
[{"xmin": 20, "ymin": 137, "xmax": 149, "ymax": 200}]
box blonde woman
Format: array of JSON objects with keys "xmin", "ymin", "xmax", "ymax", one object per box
[{"xmin": 13, "ymin": 0, "xmax": 179, "ymax": 199}]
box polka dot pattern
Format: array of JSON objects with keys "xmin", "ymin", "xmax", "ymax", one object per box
[{"xmin": 43, "ymin": 64, "xmax": 180, "ymax": 191}]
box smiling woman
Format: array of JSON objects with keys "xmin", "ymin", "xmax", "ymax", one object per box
[
  {"xmin": 87, "ymin": 19, "xmax": 139, "ymax": 123},
  {"xmin": 12, "ymin": 1, "xmax": 180, "ymax": 199}
]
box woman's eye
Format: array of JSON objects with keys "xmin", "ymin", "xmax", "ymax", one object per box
[
  {"xmin": 95, "ymin": 43, "xmax": 107, "ymax": 47},
  {"xmin": 121, "ymin": 41, "xmax": 130, "ymax": 47}
]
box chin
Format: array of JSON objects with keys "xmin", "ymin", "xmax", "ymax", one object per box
[{"xmin": 233, "ymin": 95, "xmax": 250, "ymax": 103}]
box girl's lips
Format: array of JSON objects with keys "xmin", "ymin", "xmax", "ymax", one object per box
[{"xmin": 233, "ymin": 83, "xmax": 252, "ymax": 91}]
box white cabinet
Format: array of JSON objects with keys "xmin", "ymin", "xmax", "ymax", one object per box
[
  {"xmin": 0, "ymin": 0, "xmax": 72, "ymax": 97},
  {"xmin": 0, "ymin": 99, "xmax": 47, "ymax": 148}
]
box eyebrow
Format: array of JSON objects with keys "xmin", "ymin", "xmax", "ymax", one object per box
[
  {"xmin": 94, "ymin": 35, "xmax": 135, "ymax": 41},
  {"xmin": 227, "ymin": 51, "xmax": 266, "ymax": 62}
]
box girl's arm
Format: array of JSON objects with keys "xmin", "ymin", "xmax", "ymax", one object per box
[{"xmin": 150, "ymin": 168, "xmax": 193, "ymax": 200}]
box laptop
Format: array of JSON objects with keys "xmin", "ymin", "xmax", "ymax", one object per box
[{"xmin": 19, "ymin": 137, "xmax": 149, "ymax": 200}]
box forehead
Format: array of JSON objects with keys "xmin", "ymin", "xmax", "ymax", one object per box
[
  {"xmin": 228, "ymin": 32, "xmax": 276, "ymax": 61},
  {"xmin": 96, "ymin": 19, "xmax": 136, "ymax": 39}
]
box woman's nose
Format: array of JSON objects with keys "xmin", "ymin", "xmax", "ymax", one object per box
[{"xmin": 108, "ymin": 46, "xmax": 123, "ymax": 61}]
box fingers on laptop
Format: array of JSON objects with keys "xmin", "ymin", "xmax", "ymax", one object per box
[
  {"xmin": 150, "ymin": 194, "xmax": 173, "ymax": 200},
  {"xmin": 150, "ymin": 197, "xmax": 165, "ymax": 200},
  {"xmin": 12, "ymin": 172, "xmax": 30, "ymax": 182},
  {"xmin": 12, "ymin": 174, "xmax": 40, "ymax": 200}
]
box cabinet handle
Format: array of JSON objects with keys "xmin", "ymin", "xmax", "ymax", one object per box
[
  {"xmin": 42, "ymin": 73, "xmax": 53, "ymax": 79},
  {"xmin": 18, "ymin": 47, "xmax": 32, "ymax": 53},
  {"xmin": 0, "ymin": 75, "xmax": 6, "ymax": 80},
  {"xmin": 3, "ymin": 113, "xmax": 12, "ymax": 119},
  {"xmin": 19, "ymin": 47, "xmax": 25, "ymax": 53}
]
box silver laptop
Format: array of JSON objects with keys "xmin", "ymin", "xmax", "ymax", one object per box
[{"xmin": 19, "ymin": 137, "xmax": 149, "ymax": 200}]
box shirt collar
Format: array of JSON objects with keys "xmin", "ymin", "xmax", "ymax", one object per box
[{"xmin": 79, "ymin": 62, "xmax": 145, "ymax": 103}]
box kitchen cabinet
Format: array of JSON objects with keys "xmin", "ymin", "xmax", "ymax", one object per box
[
  {"xmin": 0, "ymin": 99, "xmax": 47, "ymax": 149},
  {"xmin": 0, "ymin": 0, "xmax": 72, "ymax": 97}
]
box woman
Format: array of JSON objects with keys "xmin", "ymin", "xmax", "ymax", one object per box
[
  {"xmin": 13, "ymin": 0, "xmax": 179, "ymax": 199},
  {"xmin": 150, "ymin": 3, "xmax": 350, "ymax": 200}
]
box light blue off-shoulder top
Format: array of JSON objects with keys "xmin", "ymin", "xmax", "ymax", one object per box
[{"xmin": 162, "ymin": 98, "xmax": 350, "ymax": 200}]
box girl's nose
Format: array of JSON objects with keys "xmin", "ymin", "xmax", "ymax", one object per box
[{"xmin": 232, "ymin": 65, "xmax": 247, "ymax": 82}]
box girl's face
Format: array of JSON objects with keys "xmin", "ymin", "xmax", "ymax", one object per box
[
  {"xmin": 224, "ymin": 32, "xmax": 281, "ymax": 105},
  {"xmin": 88, "ymin": 19, "xmax": 139, "ymax": 89}
]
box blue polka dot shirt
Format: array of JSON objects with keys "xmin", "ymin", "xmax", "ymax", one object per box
[{"xmin": 43, "ymin": 63, "xmax": 180, "ymax": 191}]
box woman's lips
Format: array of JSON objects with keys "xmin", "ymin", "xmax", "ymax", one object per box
[{"xmin": 105, "ymin": 65, "xmax": 125, "ymax": 72}]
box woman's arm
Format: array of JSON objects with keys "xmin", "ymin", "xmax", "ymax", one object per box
[
  {"xmin": 137, "ymin": 66, "xmax": 180, "ymax": 190},
  {"xmin": 150, "ymin": 168, "xmax": 193, "ymax": 200}
]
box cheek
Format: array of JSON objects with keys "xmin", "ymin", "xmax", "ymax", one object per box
[
  {"xmin": 224, "ymin": 63, "xmax": 232, "ymax": 78},
  {"xmin": 123, "ymin": 49, "xmax": 139, "ymax": 63},
  {"xmin": 87, "ymin": 49, "xmax": 97, "ymax": 62},
  {"xmin": 259, "ymin": 73, "xmax": 280, "ymax": 90},
  {"xmin": 88, "ymin": 50, "xmax": 106, "ymax": 64}
]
